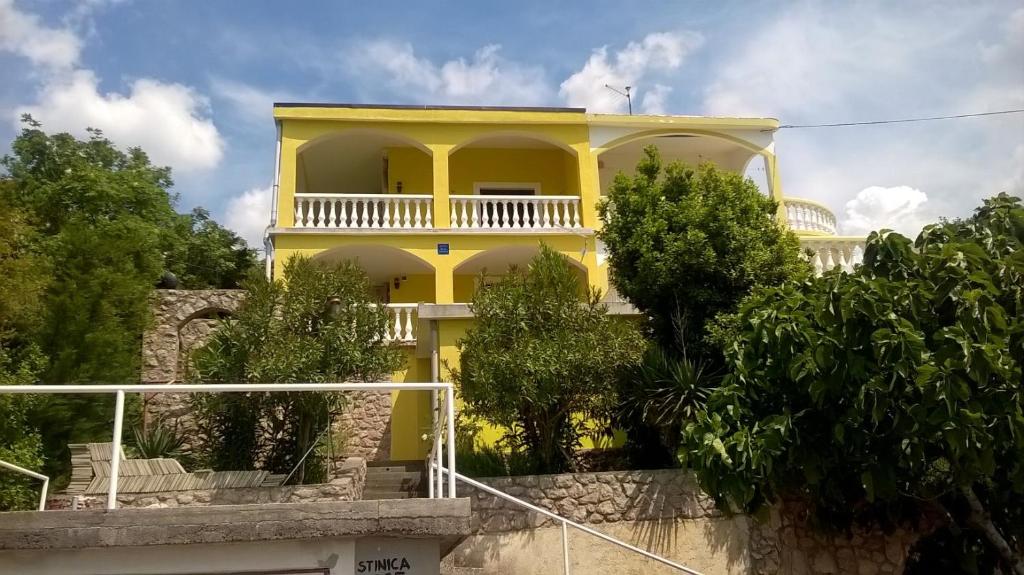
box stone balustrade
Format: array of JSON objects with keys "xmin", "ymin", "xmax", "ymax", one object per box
[
  {"xmin": 294, "ymin": 193, "xmax": 433, "ymax": 229},
  {"xmin": 450, "ymin": 195, "xmax": 582, "ymax": 230},
  {"xmin": 801, "ymin": 237, "xmax": 866, "ymax": 275},
  {"xmin": 785, "ymin": 197, "xmax": 838, "ymax": 235},
  {"xmin": 383, "ymin": 303, "xmax": 417, "ymax": 343}
]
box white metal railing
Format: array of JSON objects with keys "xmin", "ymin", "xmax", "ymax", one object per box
[
  {"xmin": 294, "ymin": 193, "xmax": 433, "ymax": 229},
  {"xmin": 433, "ymin": 466, "xmax": 704, "ymax": 575},
  {"xmin": 384, "ymin": 303, "xmax": 417, "ymax": 343},
  {"xmin": 425, "ymin": 388, "xmax": 448, "ymax": 500},
  {"xmin": 0, "ymin": 459, "xmax": 49, "ymax": 511},
  {"xmin": 450, "ymin": 195, "xmax": 582, "ymax": 230},
  {"xmin": 0, "ymin": 383, "xmax": 457, "ymax": 509},
  {"xmin": 801, "ymin": 237, "xmax": 866, "ymax": 275},
  {"xmin": 785, "ymin": 197, "xmax": 837, "ymax": 235}
]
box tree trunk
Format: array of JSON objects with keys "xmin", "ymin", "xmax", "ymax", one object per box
[{"xmin": 960, "ymin": 485, "xmax": 1024, "ymax": 575}]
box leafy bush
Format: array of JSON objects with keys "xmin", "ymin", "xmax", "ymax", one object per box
[
  {"xmin": 684, "ymin": 194, "xmax": 1024, "ymax": 572},
  {"xmin": 189, "ymin": 255, "xmax": 404, "ymax": 483},
  {"xmin": 452, "ymin": 244, "xmax": 644, "ymax": 474},
  {"xmin": 598, "ymin": 146, "xmax": 808, "ymax": 358}
]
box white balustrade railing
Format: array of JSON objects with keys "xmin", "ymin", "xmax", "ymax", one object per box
[
  {"xmin": 801, "ymin": 237, "xmax": 866, "ymax": 275},
  {"xmin": 450, "ymin": 195, "xmax": 582, "ymax": 230},
  {"xmin": 384, "ymin": 304, "xmax": 417, "ymax": 343},
  {"xmin": 294, "ymin": 194, "xmax": 432, "ymax": 229},
  {"xmin": 785, "ymin": 197, "xmax": 837, "ymax": 235}
]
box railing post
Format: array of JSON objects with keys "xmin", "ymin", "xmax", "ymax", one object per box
[
  {"xmin": 107, "ymin": 389, "xmax": 125, "ymax": 510},
  {"xmin": 562, "ymin": 521, "xmax": 571, "ymax": 575},
  {"xmin": 429, "ymin": 390, "xmax": 438, "ymax": 499},
  {"xmin": 445, "ymin": 384, "xmax": 456, "ymax": 498}
]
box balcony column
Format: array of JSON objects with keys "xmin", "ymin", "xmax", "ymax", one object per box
[
  {"xmin": 434, "ymin": 258, "xmax": 454, "ymax": 304},
  {"xmin": 278, "ymin": 137, "xmax": 300, "ymax": 227},
  {"xmin": 575, "ymin": 145, "xmax": 601, "ymax": 230},
  {"xmin": 762, "ymin": 152, "xmax": 787, "ymax": 221},
  {"xmin": 430, "ymin": 144, "xmax": 452, "ymax": 229}
]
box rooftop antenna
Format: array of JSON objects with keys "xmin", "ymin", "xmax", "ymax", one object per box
[{"xmin": 604, "ymin": 85, "xmax": 632, "ymax": 115}]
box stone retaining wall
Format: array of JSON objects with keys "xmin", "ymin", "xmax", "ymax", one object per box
[
  {"xmin": 48, "ymin": 457, "xmax": 366, "ymax": 511},
  {"xmin": 448, "ymin": 469, "xmax": 933, "ymax": 575},
  {"xmin": 748, "ymin": 499, "xmax": 931, "ymax": 575},
  {"xmin": 464, "ymin": 469, "xmax": 718, "ymax": 532}
]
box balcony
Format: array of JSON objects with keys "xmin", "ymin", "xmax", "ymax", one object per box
[
  {"xmin": 449, "ymin": 195, "xmax": 583, "ymax": 230},
  {"xmin": 785, "ymin": 197, "xmax": 838, "ymax": 235},
  {"xmin": 294, "ymin": 194, "xmax": 433, "ymax": 229}
]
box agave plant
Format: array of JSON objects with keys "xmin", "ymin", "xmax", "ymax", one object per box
[{"xmin": 131, "ymin": 421, "xmax": 186, "ymax": 460}]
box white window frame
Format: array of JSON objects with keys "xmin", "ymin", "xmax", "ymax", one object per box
[{"xmin": 472, "ymin": 181, "xmax": 542, "ymax": 195}]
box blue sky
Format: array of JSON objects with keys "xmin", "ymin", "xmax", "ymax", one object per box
[{"xmin": 2, "ymin": 0, "xmax": 1022, "ymax": 246}]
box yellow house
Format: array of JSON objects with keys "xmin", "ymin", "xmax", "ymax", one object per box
[{"xmin": 265, "ymin": 103, "xmax": 864, "ymax": 461}]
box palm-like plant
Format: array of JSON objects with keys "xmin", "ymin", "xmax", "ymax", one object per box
[
  {"xmin": 131, "ymin": 422, "xmax": 186, "ymax": 460},
  {"xmin": 617, "ymin": 344, "xmax": 719, "ymax": 466}
]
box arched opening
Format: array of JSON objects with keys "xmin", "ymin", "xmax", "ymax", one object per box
[
  {"xmin": 294, "ymin": 130, "xmax": 433, "ymax": 229},
  {"xmin": 311, "ymin": 245, "xmax": 436, "ymax": 305},
  {"xmin": 449, "ymin": 133, "xmax": 583, "ymax": 230},
  {"xmin": 452, "ymin": 244, "xmax": 588, "ymax": 303},
  {"xmin": 597, "ymin": 132, "xmax": 764, "ymax": 196}
]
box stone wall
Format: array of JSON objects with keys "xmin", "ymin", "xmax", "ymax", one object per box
[
  {"xmin": 337, "ymin": 390, "xmax": 392, "ymax": 462},
  {"xmin": 142, "ymin": 289, "xmax": 247, "ymax": 385},
  {"xmin": 48, "ymin": 458, "xmax": 366, "ymax": 511},
  {"xmin": 748, "ymin": 499, "xmax": 931, "ymax": 575},
  {"xmin": 141, "ymin": 289, "xmax": 393, "ymax": 461},
  {"xmin": 464, "ymin": 469, "xmax": 718, "ymax": 532},
  {"xmin": 445, "ymin": 469, "xmax": 934, "ymax": 575}
]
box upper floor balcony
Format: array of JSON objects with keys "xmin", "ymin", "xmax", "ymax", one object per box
[{"xmin": 288, "ymin": 129, "xmax": 586, "ymax": 233}]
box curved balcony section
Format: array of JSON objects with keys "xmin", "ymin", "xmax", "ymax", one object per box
[
  {"xmin": 294, "ymin": 194, "xmax": 433, "ymax": 229},
  {"xmin": 450, "ymin": 195, "xmax": 582, "ymax": 230},
  {"xmin": 802, "ymin": 237, "xmax": 865, "ymax": 275},
  {"xmin": 785, "ymin": 197, "xmax": 837, "ymax": 235}
]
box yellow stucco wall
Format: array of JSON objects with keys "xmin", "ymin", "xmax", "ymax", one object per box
[
  {"xmin": 385, "ymin": 147, "xmax": 433, "ymax": 195},
  {"xmin": 448, "ymin": 148, "xmax": 577, "ymax": 196}
]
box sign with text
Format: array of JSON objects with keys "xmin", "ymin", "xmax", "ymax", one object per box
[
  {"xmin": 436, "ymin": 243, "xmax": 449, "ymax": 255},
  {"xmin": 355, "ymin": 538, "xmax": 438, "ymax": 575}
]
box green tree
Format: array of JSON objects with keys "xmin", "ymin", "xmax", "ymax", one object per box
[
  {"xmin": 165, "ymin": 207, "xmax": 259, "ymax": 289},
  {"xmin": 1, "ymin": 118, "xmax": 259, "ymax": 482},
  {"xmin": 190, "ymin": 255, "xmax": 405, "ymax": 483},
  {"xmin": 598, "ymin": 146, "xmax": 808, "ymax": 357},
  {"xmin": 684, "ymin": 194, "xmax": 1024, "ymax": 573},
  {"xmin": 0, "ymin": 194, "xmax": 48, "ymax": 510},
  {"xmin": 451, "ymin": 244, "xmax": 645, "ymax": 474}
]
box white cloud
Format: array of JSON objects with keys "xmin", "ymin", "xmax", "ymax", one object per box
[
  {"xmin": 640, "ymin": 84, "xmax": 672, "ymax": 115},
  {"xmin": 703, "ymin": 2, "xmax": 1024, "ymax": 233},
  {"xmin": 840, "ymin": 186, "xmax": 931, "ymax": 237},
  {"xmin": 16, "ymin": 70, "xmax": 225, "ymax": 172},
  {"xmin": 350, "ymin": 40, "xmax": 552, "ymax": 106},
  {"xmin": 559, "ymin": 32, "xmax": 703, "ymax": 113},
  {"xmin": 224, "ymin": 186, "xmax": 272, "ymax": 248},
  {"xmin": 210, "ymin": 77, "xmax": 299, "ymax": 126},
  {"xmin": 0, "ymin": 0, "xmax": 81, "ymax": 69}
]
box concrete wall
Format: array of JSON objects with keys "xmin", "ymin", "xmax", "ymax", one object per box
[{"xmin": 0, "ymin": 499, "xmax": 471, "ymax": 575}]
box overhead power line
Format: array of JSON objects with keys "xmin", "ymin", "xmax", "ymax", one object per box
[{"xmin": 775, "ymin": 108, "xmax": 1024, "ymax": 130}]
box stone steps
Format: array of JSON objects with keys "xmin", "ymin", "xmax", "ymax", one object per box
[{"xmin": 362, "ymin": 461, "xmax": 426, "ymax": 500}]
